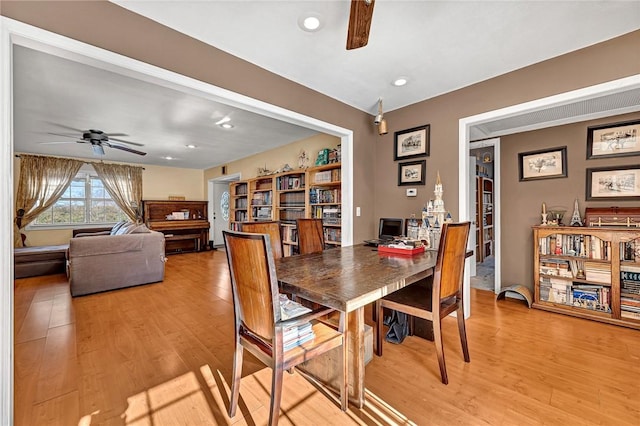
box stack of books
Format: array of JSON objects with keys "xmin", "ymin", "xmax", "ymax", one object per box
[
  {"xmin": 279, "ymin": 294, "xmax": 316, "ymax": 351},
  {"xmin": 621, "ymin": 266, "xmax": 640, "ymax": 320}
]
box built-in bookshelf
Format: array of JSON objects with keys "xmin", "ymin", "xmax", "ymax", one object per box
[
  {"xmin": 476, "ymin": 177, "xmax": 493, "ymax": 262},
  {"xmin": 249, "ymin": 177, "xmax": 274, "ymax": 222},
  {"xmin": 229, "ymin": 181, "xmax": 248, "ymax": 230},
  {"xmin": 276, "ymin": 170, "xmax": 308, "ymax": 256},
  {"xmin": 308, "ymin": 163, "xmax": 342, "ymax": 246},
  {"xmin": 533, "ymin": 226, "xmax": 640, "ymax": 329}
]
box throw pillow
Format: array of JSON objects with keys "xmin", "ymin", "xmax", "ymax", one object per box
[
  {"xmin": 115, "ymin": 223, "xmax": 134, "ymax": 235},
  {"xmin": 111, "ymin": 221, "xmax": 129, "ymax": 235}
]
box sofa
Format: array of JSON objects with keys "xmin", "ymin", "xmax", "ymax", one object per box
[{"xmin": 68, "ymin": 222, "xmax": 166, "ymax": 296}]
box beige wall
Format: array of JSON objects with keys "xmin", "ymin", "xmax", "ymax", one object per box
[
  {"xmin": 501, "ymin": 111, "xmax": 640, "ymax": 291},
  {"xmin": 203, "ymin": 133, "xmax": 340, "ymax": 185},
  {"xmin": 14, "ymin": 156, "xmax": 204, "ymax": 245}
]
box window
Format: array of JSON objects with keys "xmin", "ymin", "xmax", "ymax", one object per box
[{"xmin": 33, "ymin": 170, "xmax": 127, "ymax": 227}]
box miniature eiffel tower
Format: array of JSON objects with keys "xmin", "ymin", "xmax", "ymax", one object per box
[{"xmin": 570, "ymin": 198, "xmax": 583, "ymax": 227}]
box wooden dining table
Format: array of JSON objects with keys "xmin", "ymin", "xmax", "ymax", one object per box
[{"xmin": 275, "ymin": 244, "xmax": 439, "ymax": 408}]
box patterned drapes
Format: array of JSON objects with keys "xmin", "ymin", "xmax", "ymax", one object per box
[
  {"xmin": 14, "ymin": 154, "xmax": 84, "ymax": 247},
  {"xmin": 92, "ymin": 162, "xmax": 143, "ymax": 223}
]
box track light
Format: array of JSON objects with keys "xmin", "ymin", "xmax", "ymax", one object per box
[{"xmin": 375, "ymin": 98, "xmax": 388, "ymax": 135}]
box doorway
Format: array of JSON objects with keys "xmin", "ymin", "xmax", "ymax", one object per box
[
  {"xmin": 208, "ymin": 174, "xmax": 240, "ymax": 248},
  {"xmin": 469, "ymin": 139, "xmax": 499, "ymax": 293}
]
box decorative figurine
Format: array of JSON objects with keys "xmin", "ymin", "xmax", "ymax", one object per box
[
  {"xmin": 570, "ymin": 198, "xmax": 583, "ymax": 227},
  {"xmin": 541, "ymin": 202, "xmax": 548, "ymax": 226},
  {"xmin": 298, "ymin": 150, "xmax": 309, "ymax": 169}
]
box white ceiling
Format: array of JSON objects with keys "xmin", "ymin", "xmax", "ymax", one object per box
[{"xmin": 12, "ymin": 1, "xmax": 640, "ymax": 169}]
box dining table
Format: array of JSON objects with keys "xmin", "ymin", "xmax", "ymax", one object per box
[{"xmin": 275, "ymin": 243, "xmax": 439, "ymax": 408}]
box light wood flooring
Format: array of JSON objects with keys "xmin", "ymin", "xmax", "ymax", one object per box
[{"xmin": 14, "ymin": 250, "xmax": 640, "ymax": 425}]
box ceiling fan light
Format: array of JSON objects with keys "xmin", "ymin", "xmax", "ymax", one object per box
[
  {"xmin": 92, "ymin": 144, "xmax": 105, "ymax": 156},
  {"xmin": 378, "ymin": 119, "xmax": 388, "ymax": 135}
]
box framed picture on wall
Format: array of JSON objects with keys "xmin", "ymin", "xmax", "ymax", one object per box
[
  {"xmin": 518, "ymin": 146, "xmax": 567, "ymax": 181},
  {"xmin": 398, "ymin": 160, "xmax": 426, "ymax": 186},
  {"xmin": 394, "ymin": 124, "xmax": 430, "ymax": 160},
  {"xmin": 586, "ymin": 165, "xmax": 640, "ymax": 200},
  {"xmin": 587, "ymin": 119, "xmax": 640, "ymax": 159}
]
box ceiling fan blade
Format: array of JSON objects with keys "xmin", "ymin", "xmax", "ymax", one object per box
[
  {"xmin": 39, "ymin": 141, "xmax": 79, "ymax": 145},
  {"xmin": 106, "ymin": 143, "xmax": 147, "ymax": 156},
  {"xmin": 44, "ymin": 122, "xmax": 85, "ymax": 133},
  {"xmin": 109, "ymin": 137, "xmax": 144, "ymax": 147},
  {"xmin": 106, "ymin": 133, "xmax": 129, "ymax": 137},
  {"xmin": 346, "ymin": 0, "xmax": 375, "ymax": 50}
]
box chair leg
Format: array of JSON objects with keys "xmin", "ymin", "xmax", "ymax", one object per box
[
  {"xmin": 371, "ymin": 301, "xmax": 377, "ymax": 323},
  {"xmin": 433, "ymin": 316, "xmax": 448, "ymax": 385},
  {"xmin": 269, "ymin": 366, "xmax": 284, "ymax": 426},
  {"xmin": 375, "ymin": 300, "xmax": 383, "ymax": 356},
  {"xmin": 228, "ymin": 343, "xmax": 244, "ymax": 417},
  {"xmin": 457, "ymin": 304, "xmax": 470, "ymax": 362}
]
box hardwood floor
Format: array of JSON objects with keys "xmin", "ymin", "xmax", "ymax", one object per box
[{"xmin": 14, "ymin": 251, "xmax": 640, "ymax": 425}]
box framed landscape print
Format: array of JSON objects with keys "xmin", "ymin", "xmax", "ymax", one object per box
[
  {"xmin": 518, "ymin": 146, "xmax": 567, "ymax": 181},
  {"xmin": 586, "ymin": 165, "xmax": 640, "ymax": 200},
  {"xmin": 398, "ymin": 160, "xmax": 426, "ymax": 186},
  {"xmin": 587, "ymin": 119, "xmax": 640, "ymax": 159},
  {"xmin": 394, "ymin": 124, "xmax": 430, "ymax": 160}
]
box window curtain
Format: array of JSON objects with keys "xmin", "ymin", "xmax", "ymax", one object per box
[
  {"xmin": 14, "ymin": 154, "xmax": 84, "ymax": 247},
  {"xmin": 92, "ymin": 162, "xmax": 143, "ymax": 223}
]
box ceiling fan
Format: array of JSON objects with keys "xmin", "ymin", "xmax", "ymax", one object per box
[
  {"xmin": 43, "ymin": 126, "xmax": 147, "ymax": 156},
  {"xmin": 346, "ymin": 0, "xmax": 376, "ymax": 50}
]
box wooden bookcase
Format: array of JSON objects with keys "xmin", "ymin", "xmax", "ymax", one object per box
[
  {"xmin": 533, "ymin": 225, "xmax": 640, "ymax": 330},
  {"xmin": 275, "ymin": 169, "xmax": 308, "ymax": 256},
  {"xmin": 229, "ymin": 181, "xmax": 248, "ymax": 230},
  {"xmin": 228, "ymin": 163, "xmax": 342, "ymax": 255},
  {"xmin": 476, "ymin": 177, "xmax": 493, "ymax": 262},
  {"xmin": 308, "ymin": 163, "xmax": 342, "ymax": 247},
  {"xmin": 248, "ymin": 176, "xmax": 275, "ymax": 222}
]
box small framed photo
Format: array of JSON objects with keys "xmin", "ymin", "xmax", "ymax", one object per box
[
  {"xmin": 587, "ymin": 119, "xmax": 640, "ymax": 159},
  {"xmin": 394, "ymin": 124, "xmax": 430, "ymax": 160},
  {"xmin": 518, "ymin": 146, "xmax": 567, "ymax": 181},
  {"xmin": 398, "ymin": 160, "xmax": 426, "ymax": 186},
  {"xmin": 586, "ymin": 165, "xmax": 640, "ymax": 200}
]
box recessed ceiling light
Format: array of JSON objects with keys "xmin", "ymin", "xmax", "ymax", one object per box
[
  {"xmin": 221, "ymin": 123, "xmax": 234, "ymax": 129},
  {"xmin": 215, "ymin": 116, "xmax": 231, "ymax": 125},
  {"xmin": 298, "ymin": 13, "xmax": 323, "ymax": 32},
  {"xmin": 186, "ymin": 144, "xmax": 197, "ymax": 149},
  {"xmin": 163, "ymin": 156, "xmax": 174, "ymax": 160},
  {"xmin": 392, "ymin": 77, "xmax": 408, "ymax": 87}
]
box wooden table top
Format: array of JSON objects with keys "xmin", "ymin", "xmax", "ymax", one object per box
[{"xmin": 275, "ymin": 244, "xmax": 438, "ymax": 312}]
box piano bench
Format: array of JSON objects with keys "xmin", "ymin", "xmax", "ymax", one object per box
[{"xmin": 164, "ymin": 233, "xmax": 201, "ymax": 253}]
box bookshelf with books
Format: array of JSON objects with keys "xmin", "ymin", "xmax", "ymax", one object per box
[
  {"xmin": 275, "ymin": 170, "xmax": 308, "ymax": 255},
  {"xmin": 308, "ymin": 163, "xmax": 342, "ymax": 247},
  {"xmin": 533, "ymin": 226, "xmax": 640, "ymax": 330},
  {"xmin": 248, "ymin": 177, "xmax": 275, "ymax": 222},
  {"xmin": 229, "ymin": 181, "xmax": 248, "ymax": 231},
  {"xmin": 476, "ymin": 177, "xmax": 493, "ymax": 262}
]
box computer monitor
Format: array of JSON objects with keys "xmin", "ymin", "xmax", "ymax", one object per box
[{"xmin": 379, "ymin": 218, "xmax": 404, "ymax": 239}]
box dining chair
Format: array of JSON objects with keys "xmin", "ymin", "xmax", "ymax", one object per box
[
  {"xmin": 223, "ymin": 230, "xmax": 348, "ymax": 425},
  {"xmin": 375, "ymin": 221, "xmax": 471, "ymax": 385},
  {"xmin": 239, "ymin": 221, "xmax": 283, "ymax": 259},
  {"xmin": 296, "ymin": 218, "xmax": 325, "ymax": 254}
]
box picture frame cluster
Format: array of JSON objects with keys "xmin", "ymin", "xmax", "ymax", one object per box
[{"xmin": 394, "ymin": 124, "xmax": 430, "ymax": 186}]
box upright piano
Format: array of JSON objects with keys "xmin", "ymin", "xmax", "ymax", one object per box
[{"xmin": 142, "ymin": 200, "xmax": 210, "ymax": 254}]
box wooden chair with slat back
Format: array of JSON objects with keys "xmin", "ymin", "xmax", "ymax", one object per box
[
  {"xmin": 222, "ymin": 230, "xmax": 348, "ymax": 425},
  {"xmin": 296, "ymin": 218, "xmax": 324, "ymax": 254},
  {"xmin": 375, "ymin": 222, "xmax": 471, "ymax": 385},
  {"xmin": 239, "ymin": 221, "xmax": 283, "ymax": 259}
]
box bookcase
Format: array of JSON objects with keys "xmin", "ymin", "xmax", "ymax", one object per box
[
  {"xmin": 476, "ymin": 177, "xmax": 493, "ymax": 262},
  {"xmin": 275, "ymin": 170, "xmax": 308, "ymax": 256},
  {"xmin": 248, "ymin": 176, "xmax": 275, "ymax": 222},
  {"xmin": 308, "ymin": 163, "xmax": 342, "ymax": 247},
  {"xmin": 533, "ymin": 226, "xmax": 640, "ymax": 330},
  {"xmin": 229, "ymin": 181, "xmax": 248, "ymax": 231}
]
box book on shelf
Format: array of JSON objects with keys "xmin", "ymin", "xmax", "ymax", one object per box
[{"xmin": 279, "ymin": 294, "xmax": 316, "ymax": 351}]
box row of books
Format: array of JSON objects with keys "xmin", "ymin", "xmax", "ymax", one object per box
[
  {"xmin": 279, "ymin": 209, "xmax": 306, "ymax": 221},
  {"xmin": 620, "ymin": 241, "xmax": 640, "ymax": 262},
  {"xmin": 309, "ymin": 188, "xmax": 341, "ymax": 204},
  {"xmin": 233, "ymin": 183, "xmax": 248, "ymax": 196},
  {"xmin": 539, "ymin": 278, "xmax": 611, "ymax": 312},
  {"xmin": 281, "ymin": 225, "xmax": 298, "ymax": 244},
  {"xmin": 276, "ymin": 174, "xmax": 305, "ymax": 190},
  {"xmin": 252, "ymin": 179, "xmax": 273, "ymax": 191},
  {"xmin": 234, "ymin": 198, "xmax": 248, "ymax": 209},
  {"xmin": 252, "ymin": 207, "xmax": 272, "ymax": 219},
  {"xmin": 538, "ymin": 257, "xmax": 611, "ymax": 284},
  {"xmin": 233, "ymin": 211, "xmax": 248, "ymax": 222},
  {"xmin": 279, "ymin": 191, "xmax": 306, "ymax": 206},
  {"xmin": 279, "ymin": 294, "xmax": 315, "ymax": 351},
  {"xmin": 251, "ymin": 191, "xmax": 272, "ymax": 206},
  {"xmin": 539, "ymin": 259, "xmax": 573, "ymax": 278},
  {"xmin": 621, "ymin": 264, "xmax": 640, "ymax": 296},
  {"xmin": 538, "ymin": 234, "xmax": 611, "ymax": 260},
  {"xmin": 324, "ymin": 227, "xmax": 342, "ymax": 243},
  {"xmin": 313, "ymin": 168, "xmax": 340, "ymax": 184},
  {"xmin": 311, "ymin": 206, "xmax": 341, "ymax": 222}
]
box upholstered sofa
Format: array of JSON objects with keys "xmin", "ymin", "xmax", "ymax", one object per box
[{"xmin": 68, "ymin": 222, "xmax": 166, "ymax": 296}]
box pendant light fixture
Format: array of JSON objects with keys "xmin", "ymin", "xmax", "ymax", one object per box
[{"xmin": 374, "ymin": 98, "xmax": 388, "ymax": 135}]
